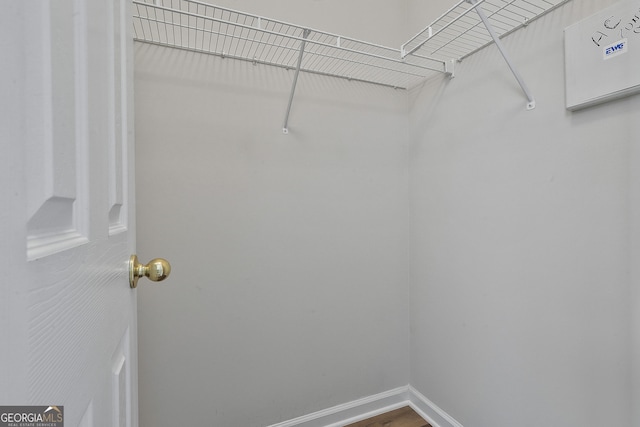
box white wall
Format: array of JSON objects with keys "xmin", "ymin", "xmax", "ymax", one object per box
[
  {"xmin": 133, "ymin": 3, "xmax": 410, "ymax": 423},
  {"xmin": 632, "ymin": 83, "xmax": 640, "ymax": 427},
  {"xmin": 408, "ymin": 1, "xmax": 638, "ymax": 426}
]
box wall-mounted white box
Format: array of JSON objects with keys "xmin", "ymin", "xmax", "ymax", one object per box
[{"xmin": 565, "ymin": 0, "xmax": 640, "ymax": 110}]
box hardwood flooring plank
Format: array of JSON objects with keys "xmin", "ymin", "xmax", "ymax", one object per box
[{"xmin": 343, "ymin": 406, "xmax": 431, "ymax": 427}]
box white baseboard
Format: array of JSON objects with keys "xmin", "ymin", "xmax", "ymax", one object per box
[
  {"xmin": 265, "ymin": 385, "xmax": 463, "ymax": 427},
  {"xmin": 408, "ymin": 386, "xmax": 464, "ymax": 427},
  {"xmin": 265, "ymin": 386, "xmax": 409, "ymax": 427}
]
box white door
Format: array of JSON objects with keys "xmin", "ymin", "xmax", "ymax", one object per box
[{"xmin": 1, "ymin": 0, "xmax": 140, "ymax": 426}]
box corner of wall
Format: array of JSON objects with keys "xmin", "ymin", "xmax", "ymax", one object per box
[
  {"xmin": 408, "ymin": 386, "xmax": 464, "ymax": 427},
  {"xmin": 265, "ymin": 385, "xmax": 465, "ymax": 427}
]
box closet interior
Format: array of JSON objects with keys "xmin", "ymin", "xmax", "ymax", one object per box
[{"xmin": 132, "ymin": 1, "xmax": 640, "ymax": 426}]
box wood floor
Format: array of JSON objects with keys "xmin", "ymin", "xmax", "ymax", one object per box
[{"xmin": 344, "ymin": 406, "xmax": 431, "ymax": 427}]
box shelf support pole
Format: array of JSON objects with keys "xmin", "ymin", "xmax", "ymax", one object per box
[
  {"xmin": 468, "ymin": 0, "xmax": 536, "ymax": 110},
  {"xmin": 283, "ymin": 29, "xmax": 311, "ymax": 134}
]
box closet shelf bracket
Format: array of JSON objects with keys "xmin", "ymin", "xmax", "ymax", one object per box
[
  {"xmin": 467, "ymin": 0, "xmax": 536, "ymax": 110},
  {"xmin": 132, "ymin": 0, "xmax": 570, "ymax": 117},
  {"xmin": 283, "ymin": 29, "xmax": 311, "ymax": 134},
  {"xmin": 446, "ymin": 59, "xmax": 455, "ymax": 78}
]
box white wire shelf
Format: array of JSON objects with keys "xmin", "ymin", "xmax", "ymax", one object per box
[
  {"xmin": 132, "ymin": 0, "xmax": 573, "ymax": 124},
  {"xmin": 402, "ymin": 0, "xmax": 571, "ymax": 61},
  {"xmin": 132, "ymin": 0, "xmax": 448, "ymax": 90},
  {"xmin": 133, "ymin": 0, "xmax": 571, "ymax": 90}
]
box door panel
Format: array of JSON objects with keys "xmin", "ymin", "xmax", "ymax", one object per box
[
  {"xmin": 1, "ymin": 1, "xmax": 137, "ymax": 426},
  {"xmin": 25, "ymin": 0, "xmax": 89, "ymax": 261},
  {"xmin": 108, "ymin": 0, "xmax": 129, "ymax": 235}
]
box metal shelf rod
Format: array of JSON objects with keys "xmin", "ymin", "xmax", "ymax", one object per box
[
  {"xmin": 458, "ymin": 0, "xmax": 572, "ymax": 61},
  {"xmin": 469, "ymin": 0, "xmax": 535, "ymax": 109},
  {"xmin": 133, "ymin": 39, "xmax": 429, "ymax": 90},
  {"xmin": 283, "ymin": 29, "xmax": 310, "ymax": 134}
]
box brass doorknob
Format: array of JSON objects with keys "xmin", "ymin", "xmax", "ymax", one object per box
[{"xmin": 129, "ymin": 255, "xmax": 171, "ymax": 288}]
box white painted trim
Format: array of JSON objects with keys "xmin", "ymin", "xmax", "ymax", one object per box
[
  {"xmin": 265, "ymin": 386, "xmax": 409, "ymax": 427},
  {"xmin": 408, "ymin": 386, "xmax": 464, "ymax": 427},
  {"xmin": 27, "ymin": 230, "xmax": 89, "ymax": 261},
  {"xmin": 265, "ymin": 385, "xmax": 464, "ymax": 427}
]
